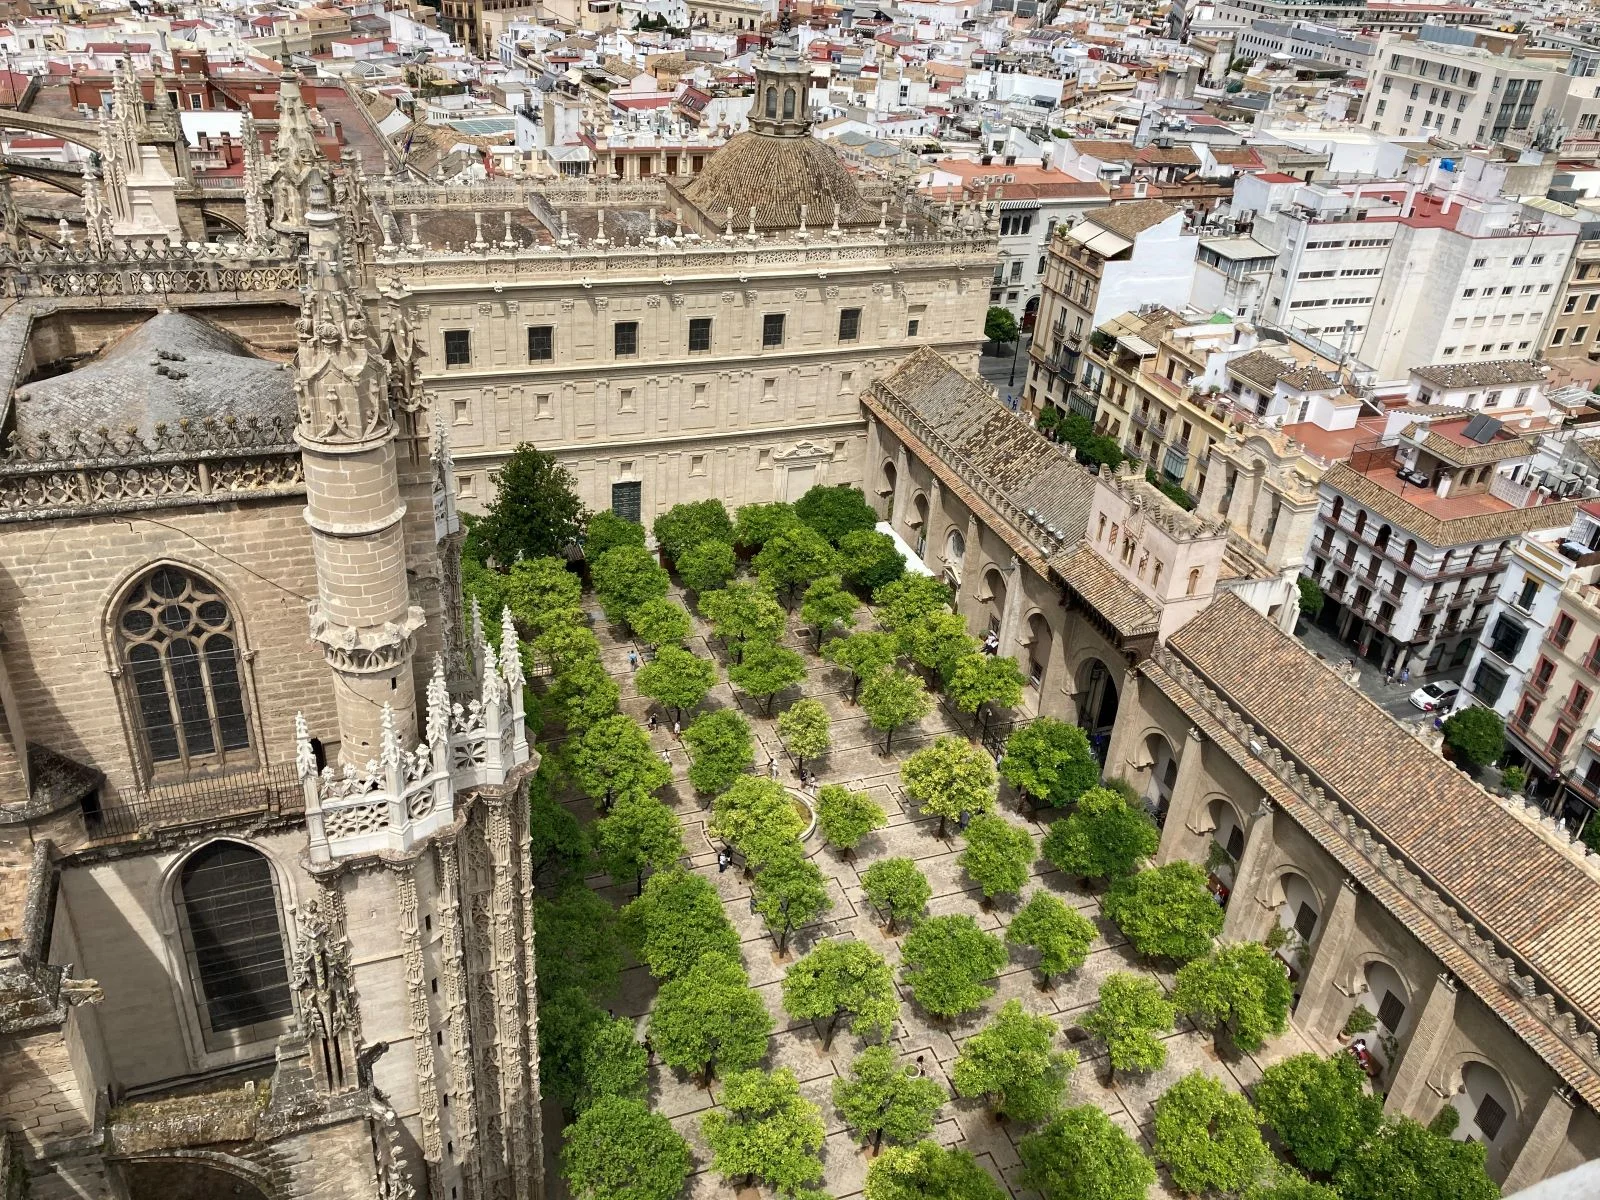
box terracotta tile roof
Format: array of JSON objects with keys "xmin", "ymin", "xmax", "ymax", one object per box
[
  {"xmin": 679, "ymin": 130, "xmax": 877, "ymax": 229},
  {"xmin": 1408, "ymin": 426, "xmax": 1537, "ymax": 468},
  {"xmin": 1280, "ymin": 363, "xmax": 1336, "ymax": 391},
  {"xmin": 1227, "ymin": 348, "xmax": 1292, "ymax": 390},
  {"xmin": 1412, "ymin": 359, "xmax": 1547, "ymax": 389},
  {"xmin": 1084, "ymin": 197, "xmax": 1179, "ymax": 240},
  {"xmin": 1325, "ymin": 461, "xmax": 1579, "ymax": 546},
  {"xmin": 1051, "ymin": 541, "xmax": 1159, "ymax": 635}
]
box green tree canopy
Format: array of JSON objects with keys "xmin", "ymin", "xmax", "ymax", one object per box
[
  {"xmin": 1041, "ymin": 786, "xmax": 1159, "ymax": 883},
  {"xmin": 1103, "ymin": 862, "xmax": 1224, "ymax": 963},
  {"xmin": 653, "ymin": 498, "xmax": 734, "ymax": 562},
  {"xmin": 946, "ymin": 653, "xmax": 1025, "ymax": 727},
  {"xmin": 900, "ymin": 914, "xmax": 1008, "ymax": 1019},
  {"xmin": 795, "ymin": 483, "xmax": 879, "ymax": 545},
  {"xmin": 862, "ymin": 668, "xmax": 933, "ymax": 751},
  {"xmin": 535, "ymin": 619, "xmax": 605, "ymax": 679},
  {"xmin": 825, "ymin": 630, "xmax": 900, "ymax": 702},
  {"xmin": 576, "ymin": 1016, "xmax": 650, "ymax": 1110},
  {"xmin": 592, "ymin": 543, "xmax": 671, "ymax": 629},
  {"xmin": 985, "ymin": 305, "xmax": 1018, "ymax": 345},
  {"xmin": 800, "ymin": 574, "xmax": 859, "ymax": 647},
  {"xmin": 701, "ymin": 581, "xmax": 786, "ymax": 662},
  {"xmin": 1245, "ymin": 1168, "xmax": 1343, "ymax": 1200},
  {"xmin": 839, "ymin": 528, "xmax": 907, "ymax": 593},
  {"xmin": 561, "ymin": 1096, "xmax": 691, "ymax": 1200},
  {"xmin": 462, "ymin": 556, "xmax": 508, "ymax": 633},
  {"xmin": 474, "ymin": 442, "xmax": 587, "ymax": 566},
  {"xmin": 529, "ymin": 785, "xmax": 589, "ymax": 887},
  {"xmin": 586, "ymin": 509, "xmax": 647, "ymax": 561},
  {"xmin": 677, "ymin": 538, "xmax": 738, "ymax": 597},
  {"xmin": 901, "ymin": 735, "xmax": 997, "ymax": 837},
  {"xmin": 898, "ymin": 610, "xmax": 978, "ymax": 683},
  {"xmin": 1331, "ymin": 1116, "xmax": 1501, "ymax": 1200},
  {"xmin": 1081, "ymin": 973, "xmax": 1175, "ymax": 1077},
  {"xmin": 570, "ymin": 714, "xmax": 671, "ymax": 811},
  {"xmin": 875, "ymin": 575, "xmax": 954, "ymax": 631},
  {"xmin": 1297, "ymin": 576, "xmax": 1324, "ymax": 621},
  {"xmin": 1005, "ymin": 891, "xmax": 1097, "ymax": 987},
  {"xmin": 1153, "ymin": 1071, "xmax": 1271, "ymax": 1198},
  {"xmin": 1018, "ymin": 1104, "xmax": 1157, "ymax": 1200},
  {"xmin": 1000, "ymin": 719, "xmax": 1101, "ymax": 809},
  {"xmin": 628, "ymin": 597, "xmax": 692, "ymax": 649},
  {"xmin": 547, "ymin": 656, "xmax": 621, "ymax": 735},
  {"xmin": 728, "ymin": 639, "xmax": 808, "ymax": 715},
  {"xmin": 535, "ymin": 884, "xmax": 622, "ymax": 1003},
  {"xmin": 710, "ymin": 776, "xmax": 804, "ymax": 859},
  {"xmin": 1173, "ymin": 941, "xmax": 1293, "ymax": 1052},
  {"xmin": 756, "ymin": 523, "xmax": 840, "ymax": 607},
  {"xmin": 833, "ymin": 1047, "xmax": 947, "ymax": 1153},
  {"xmin": 777, "ymin": 697, "xmax": 832, "ymax": 772},
  {"xmin": 782, "ymin": 938, "xmax": 899, "ymax": 1048},
  {"xmin": 752, "ymin": 844, "xmax": 833, "ymax": 954},
  {"xmin": 1442, "ymin": 705, "xmax": 1506, "ymax": 770},
  {"xmin": 959, "ymin": 813, "xmax": 1036, "ymax": 901},
  {"xmin": 861, "ymin": 857, "xmax": 932, "ymax": 933},
  {"xmin": 701, "ymin": 1068, "xmax": 825, "ymax": 1193},
  {"xmin": 623, "ymin": 868, "xmax": 740, "ymax": 980},
  {"xmin": 733, "ymin": 500, "xmax": 802, "ymax": 552},
  {"xmin": 865, "ymin": 1142, "xmax": 1006, "ymax": 1200},
  {"xmin": 815, "ymin": 784, "xmax": 886, "ymax": 856},
  {"xmin": 1254, "ymin": 1053, "xmax": 1384, "ymax": 1175},
  {"xmin": 502, "ymin": 556, "xmax": 582, "ymax": 634},
  {"xmin": 593, "ymin": 792, "xmax": 683, "ymax": 896},
  {"xmin": 636, "ymin": 644, "xmax": 718, "ymax": 724},
  {"xmin": 951, "ymin": 999, "xmax": 1076, "ymax": 1122},
  {"xmin": 650, "ymin": 952, "xmax": 773, "ymax": 1083},
  {"xmin": 683, "ymin": 708, "xmax": 754, "ymax": 795},
  {"xmin": 539, "ymin": 985, "xmax": 606, "ymax": 1113}
]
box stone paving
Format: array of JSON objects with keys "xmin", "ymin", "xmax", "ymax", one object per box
[{"xmin": 539, "ymin": 589, "xmax": 1322, "ymax": 1199}]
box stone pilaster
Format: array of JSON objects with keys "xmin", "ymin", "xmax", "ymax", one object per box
[
  {"xmin": 1221, "ymin": 799, "xmax": 1275, "ymax": 943},
  {"xmin": 891, "ymin": 444, "xmax": 911, "ymax": 530},
  {"xmin": 486, "ymin": 798, "xmax": 530, "ymax": 1200},
  {"xmin": 1385, "ymin": 972, "xmax": 1459, "ymax": 1117},
  {"xmin": 516, "ymin": 805, "xmax": 545, "ymax": 1200},
  {"xmin": 395, "ymin": 860, "xmax": 443, "ymax": 1171},
  {"xmin": 1155, "ymin": 726, "xmax": 1207, "ymax": 865},
  {"xmin": 1502, "ymin": 1087, "xmax": 1576, "ymax": 1194},
  {"xmin": 1102, "ymin": 667, "xmax": 1144, "ymax": 782},
  {"xmin": 1295, "ymin": 877, "xmax": 1360, "ymax": 1035},
  {"xmin": 434, "ymin": 834, "xmax": 482, "ymax": 1200}
]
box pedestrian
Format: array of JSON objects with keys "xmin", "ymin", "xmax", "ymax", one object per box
[
  {"xmin": 957, "ymin": 809, "xmax": 971, "ymax": 832},
  {"xmin": 1384, "ymin": 665, "xmax": 1394, "ymax": 686},
  {"xmin": 647, "ymin": 712, "xmax": 658, "ymax": 732},
  {"xmin": 672, "ymin": 719, "xmax": 681, "ymax": 738},
  {"xmin": 915, "ymin": 1055, "xmax": 926, "ymax": 1077},
  {"xmin": 628, "ymin": 649, "xmax": 639, "ymax": 671},
  {"xmin": 660, "ymin": 748, "xmax": 672, "ymax": 766},
  {"xmin": 717, "ymin": 849, "xmax": 730, "ymax": 873},
  {"xmin": 768, "ymin": 757, "xmax": 779, "ymax": 780},
  {"xmin": 1400, "ymin": 665, "xmax": 1411, "ymax": 684}
]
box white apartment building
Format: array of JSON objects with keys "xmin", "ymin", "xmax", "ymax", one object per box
[{"xmin": 1234, "ymin": 19, "xmax": 1378, "ymax": 73}]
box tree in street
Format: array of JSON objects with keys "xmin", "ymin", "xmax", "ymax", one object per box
[
  {"xmin": 795, "ymin": 483, "xmax": 879, "ymax": 545},
  {"xmin": 752, "ymin": 845, "xmax": 832, "ymax": 954},
  {"xmin": 951, "ymin": 999, "xmax": 1075, "ymax": 1122},
  {"xmin": 570, "ymin": 714, "xmax": 670, "ymax": 812},
  {"xmin": 591, "ymin": 544, "xmax": 671, "ymax": 629},
  {"xmin": 833, "ymin": 1047, "xmax": 948, "ymax": 1154},
  {"xmin": 1297, "ymin": 576, "xmax": 1324, "ymax": 622},
  {"xmin": 755, "ymin": 523, "xmax": 840, "ymax": 608},
  {"xmin": 1331, "ymin": 1116, "xmax": 1500, "ymax": 1200},
  {"xmin": 683, "ymin": 708, "xmax": 754, "ymax": 796},
  {"xmin": 576, "ymin": 1016, "xmax": 650, "ymax": 1108},
  {"xmin": 898, "ymin": 610, "xmax": 978, "ymax": 684},
  {"xmin": 862, "ymin": 668, "xmax": 933, "ymax": 751},
  {"xmin": 782, "ymin": 938, "xmax": 899, "ymax": 1048},
  {"xmin": 677, "ymin": 538, "xmax": 737, "ymax": 597},
  {"xmin": 1103, "ymin": 862, "xmax": 1224, "ymax": 963},
  {"xmin": 875, "ymin": 575, "xmax": 954, "ymax": 631},
  {"xmin": 800, "ymin": 574, "xmax": 859, "ymax": 647},
  {"xmin": 474, "ymin": 442, "xmax": 587, "ymax": 566},
  {"xmin": 502, "ymin": 556, "xmax": 582, "ymax": 634},
  {"xmin": 651, "ymin": 952, "xmax": 773, "ymax": 1084},
  {"xmin": 733, "ymin": 500, "xmax": 801, "ymax": 552},
  {"xmin": 1172, "ymin": 941, "xmax": 1293, "ymax": 1051},
  {"xmin": 900, "ymin": 914, "xmax": 1008, "ymax": 1019},
  {"xmin": 636, "ymin": 645, "xmax": 717, "ymax": 724},
  {"xmin": 592, "ymin": 792, "xmax": 683, "ymax": 896},
  {"xmin": 1253, "ymin": 1053, "xmax": 1383, "ymax": 1175},
  {"xmin": 653, "ymin": 498, "xmax": 734, "ymax": 564},
  {"xmin": 701, "ymin": 581, "xmax": 786, "ymax": 662},
  {"xmin": 628, "ymin": 597, "xmax": 692, "ymax": 649},
  {"xmin": 728, "ymin": 639, "xmax": 808, "ymax": 715},
  {"xmin": 958, "ymin": 813, "xmax": 1036, "ymax": 903},
  {"xmin": 816, "ymin": 784, "xmax": 886, "ymax": 857},
  {"xmin": 839, "ymin": 528, "xmax": 906, "ymax": 593},
  {"xmin": 1442, "ymin": 705, "xmax": 1506, "ymax": 771},
  {"xmin": 1005, "ymin": 892, "xmax": 1096, "ymax": 988},
  {"xmin": 701, "ymin": 1068, "xmax": 825, "ymax": 1193},
  {"xmin": 561, "ymin": 1096, "xmax": 691, "ymax": 1200},
  {"xmin": 1000, "ymin": 719, "xmax": 1101, "ymax": 810},
  {"xmin": 1153, "ymin": 1071, "xmax": 1271, "ymax": 1198},
  {"xmin": 585, "ymin": 509, "xmax": 646, "ymax": 561},
  {"xmin": 946, "ymin": 653, "xmax": 1025, "ymax": 731},
  {"xmin": 984, "ymin": 305, "xmax": 1018, "ymax": 347},
  {"xmin": 825, "ymin": 630, "xmax": 900, "ymax": 701},
  {"xmin": 861, "ymin": 857, "xmax": 932, "ymax": 933},
  {"xmin": 539, "ymin": 985, "xmax": 606, "ymax": 1114},
  {"xmin": 1081, "ymin": 973, "xmax": 1175, "ymax": 1078},
  {"xmin": 535, "ymin": 618, "xmax": 604, "ymax": 677},
  {"xmin": 901, "ymin": 735, "xmax": 997, "ymax": 837},
  {"xmin": 1041, "ymin": 786, "xmax": 1159, "ymax": 884},
  {"xmin": 865, "ymin": 1142, "xmax": 1006, "ymax": 1200},
  {"xmin": 777, "ymin": 697, "xmax": 832, "ymax": 773},
  {"xmin": 623, "ymin": 869, "xmax": 740, "ymax": 980},
  {"xmin": 1018, "ymin": 1105, "xmax": 1157, "ymax": 1200}
]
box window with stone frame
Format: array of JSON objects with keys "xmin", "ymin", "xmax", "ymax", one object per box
[
  {"xmin": 177, "ymin": 841, "xmax": 293, "ymax": 1039},
  {"xmin": 118, "ymin": 566, "xmax": 251, "ymax": 776},
  {"xmin": 443, "ymin": 329, "xmax": 471, "ymax": 367},
  {"xmin": 688, "ymin": 317, "xmax": 713, "ymax": 353},
  {"xmin": 527, "ymin": 325, "xmax": 554, "ymax": 362},
  {"xmin": 1474, "ymin": 1093, "xmax": 1507, "ymax": 1142},
  {"xmin": 762, "ymin": 313, "xmax": 786, "ymax": 348},
  {"xmin": 838, "ymin": 308, "xmax": 862, "ymax": 342},
  {"xmin": 1376, "ymin": 990, "xmax": 1406, "ymax": 1032},
  {"xmin": 614, "ymin": 321, "xmax": 640, "ymax": 357}
]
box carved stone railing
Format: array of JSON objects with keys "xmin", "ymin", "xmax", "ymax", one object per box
[
  {"xmin": 383, "ymin": 177, "xmax": 666, "ymax": 209},
  {"xmin": 299, "ymin": 607, "xmax": 529, "ymax": 863},
  {"xmin": 1147, "ymin": 641, "xmax": 1600, "ymax": 1093},
  {"xmin": 1, "ymin": 242, "xmax": 302, "ymax": 298}
]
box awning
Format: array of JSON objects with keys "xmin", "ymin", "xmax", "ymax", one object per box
[
  {"xmin": 1080, "ymin": 227, "xmax": 1133, "ymax": 257},
  {"xmin": 1116, "ymin": 334, "xmax": 1159, "ymax": 357},
  {"xmin": 876, "ymin": 521, "xmax": 935, "ymax": 577}
]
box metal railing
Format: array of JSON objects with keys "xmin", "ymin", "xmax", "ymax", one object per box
[{"xmin": 88, "ymin": 761, "xmax": 304, "ymax": 840}]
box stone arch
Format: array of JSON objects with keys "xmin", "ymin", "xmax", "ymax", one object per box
[
  {"xmin": 978, "ymin": 564, "xmax": 1007, "ymax": 635},
  {"xmin": 1447, "ymin": 1058, "xmax": 1521, "ymax": 1152},
  {"xmin": 1267, "ymin": 868, "xmax": 1323, "ymax": 981},
  {"xmin": 881, "ymin": 458, "xmax": 897, "ymax": 517},
  {"xmin": 121, "ymin": 1150, "xmax": 276, "ymax": 1200},
  {"xmin": 1074, "ymin": 656, "xmax": 1120, "ymax": 752},
  {"xmin": 1143, "ymin": 731, "xmax": 1178, "ymax": 813},
  {"xmin": 1023, "ymin": 610, "xmax": 1053, "ymax": 694},
  {"xmin": 910, "ymin": 492, "xmax": 929, "ymax": 556},
  {"xmin": 782, "ymin": 86, "xmax": 797, "ymax": 119},
  {"xmin": 765, "ymin": 86, "xmax": 777, "ymax": 118},
  {"xmin": 943, "ymin": 525, "xmax": 967, "ymax": 582}
]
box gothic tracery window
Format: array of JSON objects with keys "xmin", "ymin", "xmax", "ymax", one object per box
[{"xmin": 117, "ymin": 566, "xmax": 250, "ymax": 774}]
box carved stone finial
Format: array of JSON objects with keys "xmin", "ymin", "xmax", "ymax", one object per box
[{"xmin": 296, "ymin": 712, "xmax": 317, "ymax": 779}]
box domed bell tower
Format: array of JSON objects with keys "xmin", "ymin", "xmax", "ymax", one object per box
[{"xmin": 750, "ymin": 30, "xmax": 812, "ymax": 137}]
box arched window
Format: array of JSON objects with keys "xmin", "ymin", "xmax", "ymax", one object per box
[
  {"xmin": 178, "ymin": 842, "xmax": 292, "ymax": 1036},
  {"xmin": 118, "ymin": 566, "xmax": 250, "ymax": 773},
  {"xmin": 946, "ymin": 528, "xmax": 966, "ymax": 563},
  {"xmin": 1403, "ymin": 539, "xmax": 1417, "ymax": 566},
  {"xmin": 1187, "ymin": 568, "xmax": 1202, "ymax": 596},
  {"xmin": 1374, "ymin": 524, "xmax": 1391, "ymax": 553},
  {"xmin": 1331, "ymin": 496, "xmax": 1344, "ymax": 524},
  {"xmin": 1353, "ymin": 510, "xmax": 1367, "ymax": 538},
  {"xmin": 782, "ymin": 86, "xmax": 796, "ymax": 119},
  {"xmin": 765, "ymin": 86, "xmax": 777, "ymax": 118}
]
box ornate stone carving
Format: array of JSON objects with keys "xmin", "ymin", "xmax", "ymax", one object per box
[
  {"xmin": 307, "ymin": 602, "xmax": 427, "ymax": 673},
  {"xmin": 294, "ymin": 273, "xmax": 394, "ymax": 445},
  {"xmin": 646, "ymin": 295, "xmax": 662, "ymax": 308},
  {"xmin": 289, "ymin": 892, "xmax": 362, "ymax": 1094},
  {"xmin": 396, "ymin": 862, "xmax": 443, "ymax": 1165},
  {"xmin": 380, "ymin": 301, "xmax": 428, "ymax": 416},
  {"xmin": 434, "ymin": 836, "xmax": 482, "ymax": 1186}
]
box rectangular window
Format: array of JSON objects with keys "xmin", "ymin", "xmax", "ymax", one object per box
[
  {"xmin": 688, "ymin": 317, "xmax": 712, "ymax": 352},
  {"xmin": 444, "ymin": 329, "xmax": 471, "ymax": 367},
  {"xmin": 1377, "ymin": 991, "xmax": 1406, "ymax": 1032},
  {"xmin": 614, "ymin": 321, "xmax": 639, "ymax": 357},
  {"xmin": 763, "ymin": 313, "xmax": 785, "ymax": 348},
  {"xmin": 527, "ymin": 325, "xmax": 553, "ymax": 362},
  {"xmin": 907, "ymin": 318, "xmax": 920, "ymax": 337},
  {"xmin": 839, "ymin": 307, "xmax": 861, "ymax": 341},
  {"xmin": 1554, "ymin": 612, "xmax": 1576, "ymax": 648},
  {"xmin": 611, "ymin": 480, "xmax": 642, "ymax": 523}
]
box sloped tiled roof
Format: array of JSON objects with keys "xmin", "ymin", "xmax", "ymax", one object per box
[
  {"xmin": 1227, "ymin": 348, "xmax": 1293, "ymax": 390},
  {"xmin": 679, "ymin": 130, "xmax": 878, "ymax": 229},
  {"xmin": 1050, "ymin": 541, "xmax": 1158, "ymax": 636},
  {"xmin": 1084, "ymin": 197, "xmax": 1179, "ymax": 240},
  {"xmin": 1325, "ymin": 462, "xmax": 1579, "ymax": 546},
  {"xmin": 1412, "ymin": 359, "xmax": 1546, "ymax": 389}
]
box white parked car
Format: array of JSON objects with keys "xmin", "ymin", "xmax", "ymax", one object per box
[{"xmin": 1408, "ymin": 681, "xmax": 1460, "ymax": 713}]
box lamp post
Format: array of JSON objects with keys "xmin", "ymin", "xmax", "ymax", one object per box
[{"xmin": 1007, "ymin": 331, "xmax": 1023, "ymax": 387}]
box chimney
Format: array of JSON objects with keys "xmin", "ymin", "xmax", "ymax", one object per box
[{"xmin": 332, "ymin": 118, "xmax": 343, "ymax": 141}]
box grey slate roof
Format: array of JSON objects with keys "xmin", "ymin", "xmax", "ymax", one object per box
[{"xmin": 12, "ymin": 312, "xmax": 295, "ymax": 444}]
